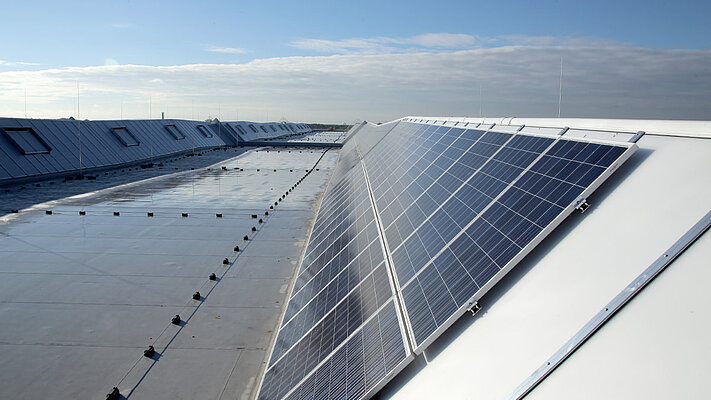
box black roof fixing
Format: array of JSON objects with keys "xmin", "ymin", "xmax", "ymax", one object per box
[{"xmin": 144, "ymin": 345, "xmax": 156, "ymax": 358}]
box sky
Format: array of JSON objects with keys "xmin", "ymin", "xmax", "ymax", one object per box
[{"xmin": 1, "ymin": 0, "xmax": 710, "ymax": 123}]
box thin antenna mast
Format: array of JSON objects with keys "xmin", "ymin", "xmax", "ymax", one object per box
[
  {"xmin": 149, "ymin": 96, "xmax": 153, "ymax": 162},
  {"xmin": 558, "ymin": 55, "xmax": 563, "ymax": 118},
  {"xmin": 479, "ymin": 84, "xmax": 482, "ymax": 118},
  {"xmin": 77, "ymin": 81, "xmax": 82, "ymax": 176}
]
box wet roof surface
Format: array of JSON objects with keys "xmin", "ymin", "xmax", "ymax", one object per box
[
  {"xmin": 0, "ymin": 146, "xmax": 245, "ymax": 215},
  {"xmin": 0, "ymin": 146, "xmax": 339, "ymax": 400},
  {"xmin": 284, "ymin": 131, "xmax": 347, "ymax": 143}
]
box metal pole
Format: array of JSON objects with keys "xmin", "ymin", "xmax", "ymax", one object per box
[
  {"xmin": 77, "ymin": 81, "xmax": 82, "ymax": 176},
  {"xmin": 479, "ymin": 84, "xmax": 482, "ymax": 118},
  {"xmin": 558, "ymin": 56, "xmax": 563, "ymax": 118}
]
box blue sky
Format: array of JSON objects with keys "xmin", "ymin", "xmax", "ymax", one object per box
[{"xmin": 1, "ymin": 0, "xmax": 710, "ymax": 122}]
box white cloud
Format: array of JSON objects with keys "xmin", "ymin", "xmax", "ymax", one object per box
[
  {"xmin": 206, "ymin": 46, "xmax": 248, "ymax": 54},
  {"xmin": 290, "ymin": 33, "xmax": 632, "ymax": 55},
  {"xmin": 0, "ymin": 59, "xmax": 40, "ymax": 67},
  {"xmin": 1, "ymin": 45, "xmax": 710, "ymax": 122},
  {"xmin": 291, "ymin": 33, "xmax": 479, "ymax": 54},
  {"xmin": 407, "ymin": 33, "xmax": 477, "ymax": 48}
]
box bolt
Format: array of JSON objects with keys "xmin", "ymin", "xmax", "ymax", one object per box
[
  {"xmin": 209, "ymin": 273, "xmax": 217, "ymax": 281},
  {"xmin": 234, "ymin": 245, "xmax": 240, "ymax": 252},
  {"xmin": 216, "ymin": 213, "xmax": 223, "ymax": 218},
  {"xmin": 114, "ymin": 212, "xmax": 120, "ymax": 216},
  {"xmin": 243, "ymin": 235, "xmax": 249, "ymax": 241},
  {"xmin": 147, "ymin": 212, "xmax": 154, "ymax": 217},
  {"xmin": 251, "ymin": 226, "xmax": 256, "ymax": 232},
  {"xmin": 182, "ymin": 213, "xmax": 189, "ymax": 218},
  {"xmin": 171, "ymin": 315, "xmax": 181, "ymax": 325},
  {"xmin": 79, "ymin": 211, "xmax": 86, "ymax": 216},
  {"xmin": 192, "ymin": 292, "xmax": 201, "ymax": 300},
  {"xmin": 46, "ymin": 210, "xmax": 52, "ymax": 215},
  {"xmin": 223, "ymin": 258, "xmax": 229, "ymax": 265}
]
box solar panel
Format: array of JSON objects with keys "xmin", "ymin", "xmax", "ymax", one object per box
[
  {"xmin": 365, "ymin": 121, "xmax": 636, "ymax": 352},
  {"xmin": 257, "ymin": 119, "xmax": 636, "ymax": 399},
  {"xmin": 257, "ymin": 164, "xmax": 412, "ymax": 400}
]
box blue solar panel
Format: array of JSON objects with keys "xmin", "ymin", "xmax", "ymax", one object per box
[
  {"xmin": 380, "ymin": 123, "xmax": 636, "ymax": 352},
  {"xmin": 257, "ymin": 119, "xmax": 636, "ymax": 399},
  {"xmin": 280, "ymin": 301, "xmax": 410, "ymax": 400},
  {"xmin": 258, "ymin": 163, "xmax": 412, "ymax": 400}
]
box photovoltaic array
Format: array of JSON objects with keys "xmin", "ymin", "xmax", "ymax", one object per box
[
  {"xmin": 258, "ymin": 163, "xmax": 412, "ymax": 400},
  {"xmin": 257, "ymin": 119, "xmax": 636, "ymax": 399}
]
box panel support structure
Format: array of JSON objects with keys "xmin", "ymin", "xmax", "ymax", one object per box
[
  {"xmin": 360, "ymin": 157, "xmax": 415, "ymax": 354},
  {"xmin": 507, "ymin": 209, "xmax": 711, "ymax": 400}
]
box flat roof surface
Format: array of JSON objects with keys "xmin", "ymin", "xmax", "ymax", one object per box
[{"xmin": 0, "ymin": 147, "xmax": 339, "ymax": 399}]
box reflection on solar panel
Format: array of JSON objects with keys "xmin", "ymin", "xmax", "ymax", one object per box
[{"xmin": 257, "ymin": 119, "xmax": 636, "ymax": 399}]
